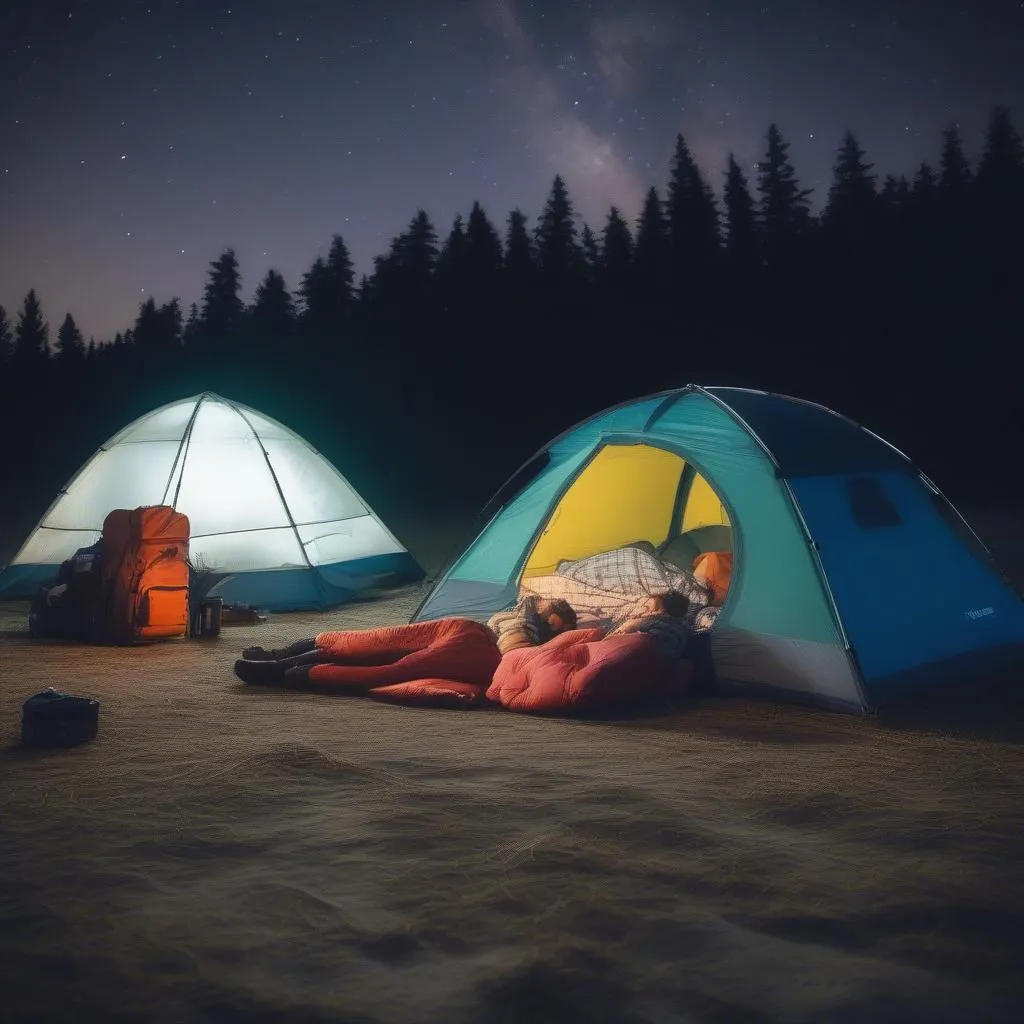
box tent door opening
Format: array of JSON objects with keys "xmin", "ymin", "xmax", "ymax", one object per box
[{"xmin": 519, "ymin": 440, "xmax": 735, "ymax": 608}]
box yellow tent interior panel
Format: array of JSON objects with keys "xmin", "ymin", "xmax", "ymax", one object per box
[
  {"xmin": 682, "ymin": 471, "xmax": 729, "ymax": 531},
  {"xmin": 522, "ymin": 443, "xmax": 730, "ymax": 578}
]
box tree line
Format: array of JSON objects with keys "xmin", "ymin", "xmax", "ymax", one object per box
[{"xmin": 1, "ymin": 109, "xmax": 1022, "ymax": 534}]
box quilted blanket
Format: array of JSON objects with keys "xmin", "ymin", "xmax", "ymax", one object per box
[{"xmin": 521, "ymin": 547, "xmax": 720, "ymax": 634}]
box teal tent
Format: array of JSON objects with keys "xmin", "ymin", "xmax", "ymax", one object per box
[{"xmin": 413, "ymin": 386, "xmax": 1024, "ymax": 713}]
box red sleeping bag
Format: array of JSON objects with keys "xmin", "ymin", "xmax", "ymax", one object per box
[
  {"xmin": 487, "ymin": 628, "xmax": 693, "ymax": 715},
  {"xmin": 303, "ymin": 619, "xmax": 500, "ymax": 704},
  {"xmin": 287, "ymin": 620, "xmax": 691, "ymax": 715},
  {"xmin": 368, "ymin": 679, "xmax": 491, "ymax": 708}
]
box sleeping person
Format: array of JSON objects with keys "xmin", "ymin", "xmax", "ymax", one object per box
[
  {"xmin": 485, "ymin": 587, "xmax": 699, "ymax": 715},
  {"xmin": 604, "ymin": 588, "xmax": 694, "ymax": 661},
  {"xmin": 520, "ymin": 544, "xmax": 720, "ymax": 636},
  {"xmin": 233, "ymin": 595, "xmax": 578, "ymax": 688}
]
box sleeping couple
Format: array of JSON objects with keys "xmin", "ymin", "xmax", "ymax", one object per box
[
  {"xmin": 232, "ymin": 583, "xmax": 701, "ymax": 713},
  {"xmin": 235, "ymin": 589, "xmax": 692, "ymax": 683},
  {"xmin": 238, "ymin": 539, "xmax": 730, "ymax": 711}
]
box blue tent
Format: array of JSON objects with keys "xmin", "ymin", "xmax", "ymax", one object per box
[{"xmin": 413, "ymin": 385, "xmax": 1024, "ymax": 713}]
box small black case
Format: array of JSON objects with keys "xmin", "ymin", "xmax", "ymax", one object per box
[{"xmin": 22, "ymin": 688, "xmax": 100, "ymax": 748}]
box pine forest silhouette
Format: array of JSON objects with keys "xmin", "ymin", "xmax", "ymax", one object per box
[{"xmin": 1, "ymin": 110, "xmax": 1021, "ymax": 535}]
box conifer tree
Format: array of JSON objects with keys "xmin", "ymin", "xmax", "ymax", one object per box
[
  {"xmin": 436, "ymin": 215, "xmax": 470, "ymax": 328},
  {"xmin": 504, "ymin": 208, "xmax": 535, "ymax": 291},
  {"xmin": 822, "ymin": 129, "xmax": 878, "ymax": 239},
  {"xmin": 757, "ymin": 124, "xmax": 813, "ymax": 262},
  {"xmin": 977, "ymin": 106, "xmax": 1024, "ymax": 197},
  {"xmin": 911, "ymin": 162, "xmax": 938, "ymax": 242},
  {"xmin": 633, "ymin": 186, "xmax": 668, "ymax": 293},
  {"xmin": 976, "ymin": 106, "xmax": 1024, "ymax": 254},
  {"xmin": 160, "ymin": 298, "xmax": 184, "ymax": 348},
  {"xmin": 600, "ymin": 206, "xmax": 634, "ymax": 287},
  {"xmin": 324, "ymin": 235, "xmax": 356, "ymax": 317},
  {"xmin": 876, "ymin": 175, "xmax": 913, "ymax": 281},
  {"xmin": 14, "ymin": 289, "xmax": 49, "ymax": 364},
  {"xmin": 723, "ymin": 154, "xmax": 758, "ymax": 268},
  {"xmin": 465, "ymin": 201, "xmax": 504, "ymax": 277},
  {"xmin": 183, "ymin": 302, "xmax": 201, "ymax": 349},
  {"xmin": 374, "ymin": 211, "xmax": 438, "ymax": 291},
  {"xmin": 462, "ymin": 201, "xmax": 505, "ymax": 313},
  {"xmin": 580, "ymin": 224, "xmax": 600, "ymax": 285},
  {"xmin": 534, "ymin": 174, "xmax": 582, "ymax": 285},
  {"xmin": 437, "ymin": 214, "xmax": 468, "ymax": 286},
  {"xmin": 299, "ymin": 257, "xmax": 329, "ymax": 319},
  {"xmin": 251, "ymin": 269, "xmax": 295, "ymax": 338},
  {"xmin": 299, "ymin": 235, "xmax": 355, "ymax": 338},
  {"xmin": 401, "ymin": 210, "xmax": 440, "ymax": 279},
  {"xmin": 55, "ymin": 312, "xmax": 86, "ymax": 362},
  {"xmin": 938, "ymin": 124, "xmax": 972, "ymax": 203},
  {"xmin": 200, "ymin": 249, "xmax": 245, "ymax": 345},
  {"xmin": 133, "ymin": 297, "xmax": 183, "ymax": 351},
  {"xmin": 880, "ymin": 174, "xmax": 910, "ymax": 204},
  {"xmin": 934, "ymin": 124, "xmax": 975, "ymax": 273},
  {"xmin": 133, "ymin": 297, "xmax": 162, "ymax": 350},
  {"xmin": 664, "ymin": 132, "xmax": 720, "ymax": 285},
  {"xmin": 913, "ymin": 161, "xmax": 938, "ymax": 200},
  {"xmin": 0, "ymin": 304, "xmax": 14, "ymax": 364}
]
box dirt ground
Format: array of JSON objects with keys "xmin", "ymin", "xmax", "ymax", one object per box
[{"xmin": 1, "ymin": 506, "xmax": 1023, "ymax": 1023}]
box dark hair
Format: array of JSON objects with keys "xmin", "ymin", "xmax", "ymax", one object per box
[
  {"xmin": 529, "ymin": 595, "xmax": 578, "ymax": 642},
  {"xmin": 658, "ymin": 589, "xmax": 690, "ymax": 618},
  {"xmin": 546, "ymin": 598, "xmax": 577, "ymax": 630}
]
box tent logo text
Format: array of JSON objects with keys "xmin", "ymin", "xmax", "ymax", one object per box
[{"xmin": 964, "ymin": 606, "xmax": 995, "ymax": 621}]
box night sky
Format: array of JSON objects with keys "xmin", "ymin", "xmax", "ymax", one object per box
[{"xmin": 3, "ymin": 0, "xmax": 1023, "ymax": 344}]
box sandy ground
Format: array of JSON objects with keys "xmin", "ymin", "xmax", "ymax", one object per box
[{"xmin": 1, "ymin": 509, "xmax": 1023, "ymax": 1023}]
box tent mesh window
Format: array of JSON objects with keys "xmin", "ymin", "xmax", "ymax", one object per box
[{"xmin": 845, "ymin": 476, "xmax": 902, "ymax": 529}]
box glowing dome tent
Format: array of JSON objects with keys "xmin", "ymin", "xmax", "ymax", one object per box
[{"xmin": 0, "ymin": 393, "xmax": 423, "ymax": 611}]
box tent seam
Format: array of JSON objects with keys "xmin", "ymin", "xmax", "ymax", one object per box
[{"xmin": 164, "ymin": 392, "xmax": 209, "ymax": 507}]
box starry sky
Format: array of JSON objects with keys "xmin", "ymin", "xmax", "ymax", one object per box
[{"xmin": 3, "ymin": 0, "xmax": 1023, "ymax": 344}]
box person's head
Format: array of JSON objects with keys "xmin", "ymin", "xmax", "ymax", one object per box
[
  {"xmin": 534, "ymin": 597, "xmax": 578, "ymax": 640},
  {"xmin": 645, "ymin": 589, "xmax": 690, "ymax": 619}
]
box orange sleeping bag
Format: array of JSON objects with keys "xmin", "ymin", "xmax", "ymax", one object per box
[
  {"xmin": 99, "ymin": 506, "xmax": 190, "ymax": 644},
  {"xmin": 298, "ymin": 618, "xmax": 501, "ymax": 694}
]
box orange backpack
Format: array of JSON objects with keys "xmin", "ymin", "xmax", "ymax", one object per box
[{"xmin": 99, "ymin": 506, "xmax": 191, "ymax": 644}]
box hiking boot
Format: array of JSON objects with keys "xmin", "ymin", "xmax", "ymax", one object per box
[
  {"xmin": 283, "ymin": 664, "xmax": 313, "ymax": 689},
  {"xmin": 241, "ymin": 638, "xmax": 317, "ymax": 661},
  {"xmin": 234, "ymin": 659, "xmax": 285, "ymax": 685},
  {"xmin": 241, "ymin": 646, "xmax": 275, "ymax": 661}
]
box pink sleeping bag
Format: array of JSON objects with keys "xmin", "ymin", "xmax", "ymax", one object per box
[{"xmin": 486, "ymin": 627, "xmax": 693, "ymax": 714}]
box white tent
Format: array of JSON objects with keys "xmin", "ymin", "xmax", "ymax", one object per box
[{"xmin": 0, "ymin": 392, "xmax": 422, "ymax": 610}]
